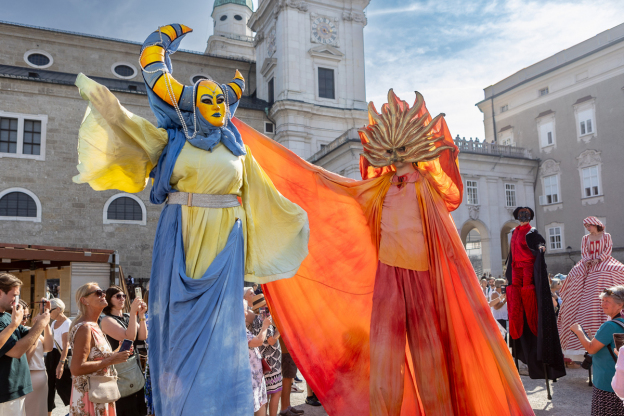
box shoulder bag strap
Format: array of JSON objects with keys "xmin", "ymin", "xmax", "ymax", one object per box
[{"xmin": 606, "ymin": 319, "xmax": 624, "ymax": 363}]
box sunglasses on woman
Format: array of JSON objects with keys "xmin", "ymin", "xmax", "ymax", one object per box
[
  {"xmin": 85, "ymin": 289, "xmax": 105, "ymax": 298},
  {"xmin": 114, "ymin": 293, "xmax": 127, "ymax": 300}
]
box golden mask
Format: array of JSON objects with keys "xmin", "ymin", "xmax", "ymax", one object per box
[
  {"xmin": 196, "ymin": 81, "xmax": 227, "ymax": 127},
  {"xmin": 359, "ymin": 89, "xmax": 452, "ymax": 168}
]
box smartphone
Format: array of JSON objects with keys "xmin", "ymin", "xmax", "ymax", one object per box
[
  {"xmin": 14, "ymin": 295, "xmax": 19, "ymax": 308},
  {"xmin": 614, "ymin": 333, "xmax": 624, "ymax": 351},
  {"xmin": 40, "ymin": 300, "xmax": 45, "ymax": 314},
  {"xmin": 501, "ymin": 285, "xmax": 507, "ymax": 295},
  {"xmin": 135, "ymin": 286, "xmax": 142, "ymax": 300},
  {"xmin": 119, "ymin": 339, "xmax": 133, "ymax": 352}
]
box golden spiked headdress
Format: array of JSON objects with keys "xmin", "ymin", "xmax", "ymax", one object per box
[{"xmin": 359, "ymin": 89, "xmax": 453, "ymax": 168}]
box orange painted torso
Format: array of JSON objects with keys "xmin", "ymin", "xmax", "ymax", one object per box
[{"xmin": 378, "ymin": 171, "xmax": 429, "ymax": 271}]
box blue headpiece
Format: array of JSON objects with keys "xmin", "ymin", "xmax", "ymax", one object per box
[{"xmin": 139, "ymin": 24, "xmax": 246, "ymax": 156}]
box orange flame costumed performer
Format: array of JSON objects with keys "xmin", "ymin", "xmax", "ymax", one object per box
[{"xmin": 237, "ymin": 90, "xmax": 535, "ymax": 415}]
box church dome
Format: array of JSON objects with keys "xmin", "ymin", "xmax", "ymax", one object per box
[{"xmin": 213, "ymin": 0, "xmax": 253, "ymax": 11}]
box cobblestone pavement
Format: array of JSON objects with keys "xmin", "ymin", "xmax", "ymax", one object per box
[{"xmin": 52, "ymin": 367, "xmax": 593, "ymax": 416}]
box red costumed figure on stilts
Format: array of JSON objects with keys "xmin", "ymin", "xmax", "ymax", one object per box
[{"xmin": 506, "ymin": 207, "xmax": 566, "ymax": 381}]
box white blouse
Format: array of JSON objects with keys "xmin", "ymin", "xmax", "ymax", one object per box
[{"xmin": 53, "ymin": 318, "xmax": 71, "ymax": 351}]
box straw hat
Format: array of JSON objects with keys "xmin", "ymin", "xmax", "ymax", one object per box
[{"xmin": 251, "ymin": 293, "xmax": 266, "ymax": 311}]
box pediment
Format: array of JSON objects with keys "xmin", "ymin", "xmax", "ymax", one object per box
[
  {"xmin": 308, "ymin": 45, "xmax": 344, "ymax": 61},
  {"xmin": 260, "ymin": 57, "xmax": 277, "ymax": 78}
]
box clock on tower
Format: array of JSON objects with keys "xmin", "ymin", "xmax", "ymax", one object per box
[{"xmin": 311, "ymin": 16, "xmax": 338, "ymax": 46}]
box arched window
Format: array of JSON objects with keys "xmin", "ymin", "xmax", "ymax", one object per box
[
  {"xmin": 103, "ymin": 194, "xmax": 146, "ymax": 225},
  {"xmin": 0, "ymin": 188, "xmax": 42, "ymax": 222},
  {"xmin": 465, "ymin": 228, "xmax": 483, "ymax": 276}
]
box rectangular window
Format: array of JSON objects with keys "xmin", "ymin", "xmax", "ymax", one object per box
[
  {"xmin": 0, "ymin": 112, "xmax": 47, "ymax": 160},
  {"xmin": 543, "ymin": 175, "xmax": 559, "ymax": 204},
  {"xmin": 264, "ymin": 122, "xmax": 274, "ymax": 134},
  {"xmin": 539, "ymin": 87, "xmax": 549, "ymax": 96},
  {"xmin": 500, "ymin": 105, "xmax": 508, "ymax": 113},
  {"xmin": 505, "ymin": 183, "xmax": 516, "ymax": 207},
  {"xmin": 548, "ymin": 227, "xmax": 562, "ymax": 250},
  {"xmin": 0, "ymin": 117, "xmax": 18, "ymax": 154},
  {"xmin": 582, "ymin": 166, "xmax": 600, "ymax": 197},
  {"xmin": 320, "ymin": 144, "xmax": 328, "ymax": 151},
  {"xmin": 539, "ymin": 121, "xmax": 554, "ymax": 147},
  {"xmin": 318, "ymin": 68, "xmax": 335, "ymax": 99},
  {"xmin": 268, "ymin": 78, "xmax": 274, "ymax": 104},
  {"xmin": 578, "ymin": 108, "xmax": 594, "ymax": 136},
  {"xmin": 466, "ymin": 180, "xmax": 478, "ymax": 205},
  {"xmin": 22, "ymin": 120, "xmax": 41, "ymax": 155}
]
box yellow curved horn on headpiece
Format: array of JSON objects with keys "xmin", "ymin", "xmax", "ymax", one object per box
[{"xmin": 140, "ymin": 24, "xmax": 193, "ymax": 107}]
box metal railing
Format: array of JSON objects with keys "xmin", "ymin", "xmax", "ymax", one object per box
[
  {"xmin": 213, "ymin": 30, "xmax": 255, "ymax": 43},
  {"xmin": 454, "ymin": 137, "xmax": 533, "ymax": 159},
  {"xmin": 307, "ymin": 128, "xmax": 361, "ymax": 164}
]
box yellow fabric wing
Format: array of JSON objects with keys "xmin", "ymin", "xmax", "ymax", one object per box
[
  {"xmin": 73, "ymin": 74, "xmax": 168, "ymax": 193},
  {"xmin": 242, "ymin": 146, "xmax": 310, "ymax": 283}
]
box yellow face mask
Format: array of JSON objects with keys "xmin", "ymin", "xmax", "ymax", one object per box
[{"xmin": 196, "ymin": 81, "xmax": 227, "ymax": 127}]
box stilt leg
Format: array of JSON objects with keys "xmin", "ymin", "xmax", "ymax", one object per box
[
  {"xmin": 544, "ymin": 364, "xmax": 552, "ymax": 400},
  {"xmin": 513, "ymin": 338, "xmax": 519, "ymax": 370}
]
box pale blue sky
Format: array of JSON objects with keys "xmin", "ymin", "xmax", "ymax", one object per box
[{"xmin": 4, "ymin": 0, "xmax": 624, "ymax": 139}]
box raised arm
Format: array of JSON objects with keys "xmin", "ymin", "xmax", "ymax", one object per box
[
  {"xmin": 73, "ymin": 74, "xmax": 169, "ymax": 193},
  {"xmin": 70, "ymin": 325, "xmax": 131, "ymax": 376},
  {"xmin": 248, "ymin": 318, "xmax": 272, "ymax": 348},
  {"xmin": 0, "ymin": 304, "xmax": 23, "ymax": 352},
  {"xmin": 137, "ymin": 301, "xmax": 148, "ymax": 341},
  {"xmin": 2, "ymin": 310, "xmax": 50, "ymax": 359}
]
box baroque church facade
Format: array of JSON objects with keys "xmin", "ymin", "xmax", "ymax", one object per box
[{"xmin": 0, "ymin": 0, "xmax": 371, "ymax": 284}]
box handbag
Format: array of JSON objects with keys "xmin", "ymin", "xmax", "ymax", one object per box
[
  {"xmin": 87, "ymin": 373, "xmax": 121, "ymax": 404},
  {"xmin": 109, "ymin": 314, "xmax": 146, "ymax": 397},
  {"xmin": 261, "ymin": 358, "xmax": 271, "ymax": 375},
  {"xmin": 86, "ymin": 325, "xmax": 121, "ymax": 404},
  {"xmin": 113, "ymin": 352, "xmax": 146, "ymax": 397}
]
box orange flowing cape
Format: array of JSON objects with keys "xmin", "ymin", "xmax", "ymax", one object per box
[{"xmin": 233, "ymin": 111, "xmax": 533, "ymax": 415}]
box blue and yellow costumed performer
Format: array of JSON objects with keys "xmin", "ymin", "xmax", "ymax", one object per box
[{"xmin": 72, "ymin": 24, "xmax": 309, "ymax": 415}]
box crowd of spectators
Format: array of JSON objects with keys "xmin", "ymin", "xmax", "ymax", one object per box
[{"xmin": 0, "ymin": 273, "xmax": 320, "ymax": 416}]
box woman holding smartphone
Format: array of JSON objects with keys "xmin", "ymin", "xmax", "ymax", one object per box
[
  {"xmin": 100, "ymin": 286, "xmax": 147, "ymax": 416},
  {"xmin": 22, "ymin": 299, "xmax": 53, "ymax": 416},
  {"xmin": 571, "ymin": 285, "xmax": 624, "ymax": 415}
]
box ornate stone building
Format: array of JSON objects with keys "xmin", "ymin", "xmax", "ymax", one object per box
[
  {"xmin": 450, "ymin": 138, "xmax": 538, "ymax": 277},
  {"xmin": 0, "ymin": 0, "xmax": 549, "ymax": 291},
  {"xmin": 476, "ymin": 22, "xmax": 624, "ymax": 273},
  {"xmin": 0, "ymin": 0, "xmax": 372, "ymax": 305}
]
